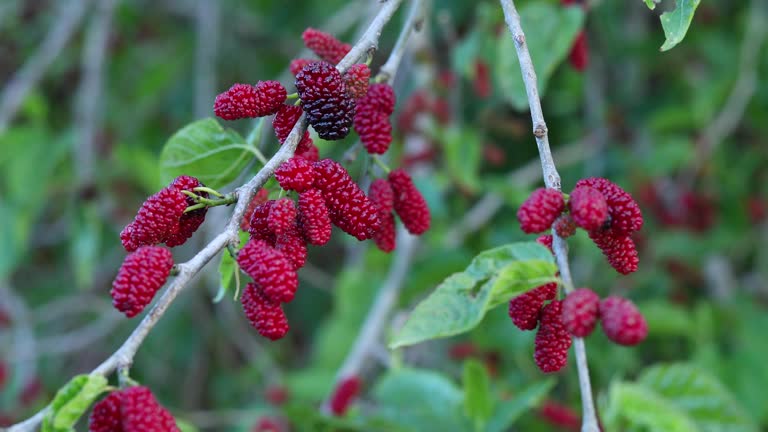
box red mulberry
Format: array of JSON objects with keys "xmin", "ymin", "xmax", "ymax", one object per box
[
  {"xmin": 553, "ymin": 215, "xmax": 577, "ymax": 238},
  {"xmin": 241, "ymin": 189, "xmax": 270, "ymax": 232},
  {"xmin": 600, "ymin": 296, "xmax": 647, "ymax": 346},
  {"xmin": 508, "ymin": 283, "xmax": 558, "ymax": 330},
  {"xmin": 330, "ymin": 375, "xmax": 361, "ymax": 416},
  {"xmin": 369, "ymin": 179, "xmax": 396, "ymax": 252},
  {"xmin": 372, "ymin": 211, "xmax": 396, "ymax": 253},
  {"xmin": 301, "ymin": 28, "xmax": 351, "ymax": 64},
  {"xmin": 517, "ymin": 188, "xmax": 565, "ymax": 234},
  {"xmin": 237, "ymin": 239, "xmax": 298, "ymax": 303},
  {"xmin": 213, "ymin": 81, "xmax": 286, "ymax": 120},
  {"xmin": 589, "ymin": 230, "xmax": 639, "ymax": 275},
  {"xmin": 561, "ymin": 288, "xmax": 600, "ymax": 337},
  {"xmin": 355, "ymin": 85, "xmax": 395, "ymax": 155},
  {"xmin": 275, "ymin": 157, "xmax": 315, "ymax": 192},
  {"xmin": 534, "ymin": 300, "xmax": 572, "ymax": 373},
  {"xmin": 165, "ymin": 175, "xmax": 208, "ymax": 247},
  {"xmin": 241, "ymin": 283, "xmax": 289, "ymax": 340},
  {"xmin": 575, "ymin": 177, "xmax": 643, "ymax": 235},
  {"xmin": 111, "ymin": 246, "xmax": 174, "ymax": 318},
  {"xmin": 248, "ymin": 200, "xmax": 276, "ymax": 244},
  {"xmin": 537, "ymin": 235, "xmax": 554, "ymax": 253},
  {"xmin": 360, "ymin": 83, "xmax": 395, "ymax": 115},
  {"xmin": 275, "ymin": 226, "xmax": 308, "ymax": 270},
  {"xmin": 388, "ymin": 169, "xmax": 430, "ymax": 235},
  {"xmin": 539, "ymin": 401, "xmax": 581, "ymax": 431},
  {"xmin": 369, "ymin": 179, "xmax": 395, "ymax": 213},
  {"xmin": 120, "ymin": 187, "xmax": 188, "ymax": 251},
  {"xmin": 298, "ymin": 188, "xmax": 332, "ymax": 245},
  {"xmin": 313, "ymin": 159, "xmax": 381, "ymax": 240},
  {"xmin": 268, "ymin": 198, "xmax": 296, "ymax": 236},
  {"xmin": 295, "ymin": 61, "xmax": 355, "ymax": 140},
  {"xmin": 89, "ymin": 386, "xmax": 178, "ymax": 432},
  {"xmin": 344, "ymin": 64, "xmax": 371, "ymax": 99},
  {"xmin": 273, "ymin": 104, "xmax": 314, "ymax": 155},
  {"xmin": 568, "ymin": 185, "xmax": 608, "ymax": 231},
  {"xmin": 295, "ymin": 142, "xmax": 320, "ymax": 161},
  {"xmin": 290, "ymin": 58, "xmax": 314, "ymax": 76}
]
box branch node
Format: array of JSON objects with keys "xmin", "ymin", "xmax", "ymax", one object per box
[
  {"xmin": 514, "ymin": 33, "xmax": 525, "ymax": 46},
  {"xmin": 533, "ymin": 123, "xmax": 547, "ymax": 138}
]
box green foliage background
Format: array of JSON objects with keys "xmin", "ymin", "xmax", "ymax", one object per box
[{"xmin": 1, "ymin": 0, "xmax": 767, "ymax": 430}]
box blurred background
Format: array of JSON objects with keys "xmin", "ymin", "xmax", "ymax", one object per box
[{"xmin": 1, "ymin": 0, "xmax": 767, "ymax": 430}]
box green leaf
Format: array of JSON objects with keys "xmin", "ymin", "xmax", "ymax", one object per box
[
  {"xmin": 373, "ymin": 368, "xmax": 465, "ymax": 432},
  {"xmin": 645, "ymin": 0, "xmax": 661, "ymax": 10},
  {"xmin": 463, "ymin": 360, "xmax": 493, "ymax": 430},
  {"xmin": 639, "ymin": 363, "xmax": 758, "ymax": 432},
  {"xmin": 213, "ymin": 230, "xmax": 249, "ymax": 303},
  {"xmin": 659, "ymin": 0, "xmax": 701, "ymax": 51},
  {"xmin": 42, "ymin": 374, "xmax": 108, "ymax": 431},
  {"xmin": 605, "ymin": 381, "xmax": 699, "ymax": 432},
  {"xmin": 438, "ymin": 126, "xmax": 482, "ymax": 193},
  {"xmin": 486, "ymin": 379, "xmax": 555, "ymax": 432},
  {"xmin": 495, "ymin": 3, "xmax": 584, "ymax": 110},
  {"xmin": 159, "ymin": 118, "xmax": 261, "ymax": 189},
  {"xmin": 389, "ymin": 242, "xmax": 557, "ymax": 349}
]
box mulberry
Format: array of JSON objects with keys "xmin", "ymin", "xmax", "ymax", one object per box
[
  {"xmin": 359, "ymin": 83, "xmax": 395, "ymax": 114},
  {"xmin": 368, "ymin": 179, "xmax": 395, "ymax": 214},
  {"xmin": 313, "ymin": 159, "xmax": 381, "ymax": 240},
  {"xmin": 568, "ymin": 31, "xmax": 588, "ymax": 72},
  {"xmin": 241, "ymin": 189, "xmax": 270, "ymax": 232},
  {"xmin": 268, "ymin": 198, "xmax": 296, "ymax": 236},
  {"xmin": 237, "ymin": 239, "xmax": 298, "ymax": 303},
  {"xmin": 373, "ymin": 211, "xmax": 396, "ymax": 253},
  {"xmin": 344, "ymin": 64, "xmax": 371, "ymax": 99},
  {"xmin": 539, "ymin": 401, "xmax": 581, "ymax": 432},
  {"xmin": 568, "ymin": 186, "xmax": 608, "ymax": 231},
  {"xmin": 298, "ymin": 189, "xmax": 332, "ymax": 245},
  {"xmin": 537, "ymin": 235, "xmax": 554, "ymax": 253},
  {"xmin": 561, "ymin": 288, "xmax": 600, "ymax": 337},
  {"xmin": 275, "ymin": 157, "xmax": 315, "ymax": 192},
  {"xmin": 355, "ymin": 83, "xmax": 396, "ymax": 155},
  {"xmin": 388, "ymin": 169, "xmax": 430, "ymax": 235},
  {"xmin": 213, "ymin": 81, "xmax": 286, "ymax": 120},
  {"xmin": 589, "ymin": 230, "xmax": 639, "ymax": 275},
  {"xmin": 111, "ymin": 246, "xmax": 174, "ymax": 318},
  {"xmin": 241, "ymin": 283, "xmax": 289, "ymax": 340},
  {"xmin": 295, "ymin": 61, "xmax": 355, "ymax": 140},
  {"xmin": 600, "ymin": 296, "xmax": 647, "ymax": 346},
  {"xmin": 120, "ymin": 187, "xmax": 188, "ymax": 251},
  {"xmin": 517, "ymin": 188, "xmax": 565, "ymax": 234},
  {"xmin": 301, "ymin": 28, "xmax": 351, "ymax": 64},
  {"xmin": 295, "ymin": 142, "xmax": 320, "ymax": 161},
  {"xmin": 329, "ymin": 375, "xmax": 361, "ymax": 416},
  {"xmin": 165, "ymin": 175, "xmax": 208, "ymax": 247},
  {"xmin": 275, "ymin": 226, "xmax": 308, "ymax": 270},
  {"xmin": 290, "ymin": 58, "xmax": 314, "ymax": 76},
  {"xmin": 553, "ymin": 215, "xmax": 577, "ymax": 238},
  {"xmin": 473, "ymin": 60, "xmax": 492, "ymax": 99},
  {"xmin": 248, "ymin": 200, "xmax": 276, "ymax": 244},
  {"xmin": 89, "ymin": 386, "xmax": 178, "ymax": 432},
  {"xmin": 534, "ymin": 300, "xmax": 572, "ymax": 373},
  {"xmin": 273, "ymin": 104, "xmax": 314, "ymax": 155},
  {"xmin": 508, "ymin": 283, "xmax": 558, "ymax": 331},
  {"xmin": 575, "ymin": 177, "xmax": 643, "ymax": 235}
]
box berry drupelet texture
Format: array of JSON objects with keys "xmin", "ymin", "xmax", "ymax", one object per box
[
  {"xmin": 575, "ymin": 177, "xmax": 643, "ymax": 235},
  {"xmin": 297, "ymin": 189, "xmax": 332, "ymax": 245},
  {"xmin": 561, "ymin": 288, "xmax": 600, "ymax": 337},
  {"xmin": 120, "ymin": 187, "xmax": 188, "ymax": 251},
  {"xmin": 508, "ymin": 283, "xmax": 558, "ymax": 331},
  {"xmin": 241, "ymin": 189, "xmax": 270, "ymax": 232},
  {"xmin": 517, "ymin": 188, "xmax": 566, "ymax": 234},
  {"xmin": 213, "ymin": 81, "xmax": 287, "ymax": 120},
  {"xmin": 165, "ymin": 175, "xmax": 207, "ymax": 247},
  {"xmin": 89, "ymin": 386, "xmax": 179, "ymax": 432},
  {"xmin": 241, "ymin": 283, "xmax": 290, "ymax": 340},
  {"xmin": 568, "ymin": 185, "xmax": 608, "ymax": 231},
  {"xmin": 388, "ymin": 169, "xmax": 431, "ymax": 235},
  {"xmin": 355, "ymin": 84, "xmax": 396, "ymax": 155},
  {"xmin": 295, "ymin": 61, "xmax": 355, "ymax": 140},
  {"xmin": 301, "ymin": 28, "xmax": 351, "ymax": 64},
  {"xmin": 369, "ymin": 179, "xmax": 397, "ymax": 252},
  {"xmin": 537, "ymin": 235, "xmax": 554, "ymax": 253},
  {"xmin": 290, "ymin": 58, "xmax": 314, "ymax": 76},
  {"xmin": 237, "ymin": 239, "xmax": 298, "ymax": 303},
  {"xmin": 344, "ymin": 64, "xmax": 371, "ymax": 99},
  {"xmin": 313, "ymin": 159, "xmax": 381, "ymax": 240},
  {"xmin": 330, "ymin": 375, "xmax": 361, "ymax": 416},
  {"xmin": 275, "ymin": 157, "xmax": 315, "ymax": 192},
  {"xmin": 267, "ymin": 198, "xmax": 297, "ymax": 236},
  {"xmin": 368, "ymin": 179, "xmax": 395, "ymax": 214},
  {"xmin": 534, "ymin": 300, "xmax": 572, "ymax": 373},
  {"xmin": 553, "ymin": 215, "xmax": 577, "ymax": 238},
  {"xmin": 589, "ymin": 230, "xmax": 639, "ymax": 275},
  {"xmin": 111, "ymin": 246, "xmax": 174, "ymax": 318},
  {"xmin": 273, "ymin": 104, "xmax": 315, "ymax": 156},
  {"xmin": 600, "ymin": 296, "xmax": 647, "ymax": 346},
  {"xmin": 248, "ymin": 200, "xmax": 277, "ymax": 245},
  {"xmin": 275, "ymin": 226, "xmax": 308, "ymax": 270}
]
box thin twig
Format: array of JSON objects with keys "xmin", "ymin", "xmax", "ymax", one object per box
[
  {"xmin": 378, "ymin": 0, "xmax": 425, "ymax": 84},
  {"xmin": 6, "ymin": 1, "xmax": 405, "ymax": 428},
  {"xmin": 499, "ymin": 1, "xmax": 598, "ymax": 431},
  {"xmin": 0, "ymin": 0, "xmax": 90, "ymax": 134}
]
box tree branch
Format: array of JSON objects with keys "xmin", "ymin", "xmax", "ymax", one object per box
[
  {"xmin": 377, "ymin": 0, "xmax": 425, "ymax": 84},
  {"xmin": 499, "ymin": 1, "xmax": 598, "ymax": 431},
  {"xmin": 5, "ymin": 0, "xmax": 406, "ymax": 428}
]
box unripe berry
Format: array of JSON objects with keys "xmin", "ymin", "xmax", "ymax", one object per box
[
  {"xmin": 301, "ymin": 28, "xmax": 351, "ymax": 64},
  {"xmin": 568, "ymin": 185, "xmax": 608, "ymax": 231},
  {"xmin": 89, "ymin": 386, "xmax": 179, "ymax": 432},
  {"xmin": 298, "ymin": 189, "xmax": 332, "ymax": 245},
  {"xmin": 561, "ymin": 288, "xmax": 600, "ymax": 337},
  {"xmin": 111, "ymin": 246, "xmax": 174, "ymax": 318},
  {"xmin": 553, "ymin": 215, "xmax": 577, "ymax": 238},
  {"xmin": 517, "ymin": 188, "xmax": 566, "ymax": 234},
  {"xmin": 213, "ymin": 81, "xmax": 287, "ymax": 120},
  {"xmin": 237, "ymin": 239, "xmax": 298, "ymax": 303},
  {"xmin": 267, "ymin": 198, "xmax": 297, "ymax": 237},
  {"xmin": 275, "ymin": 157, "xmax": 315, "ymax": 192},
  {"xmin": 534, "ymin": 300, "xmax": 572, "ymax": 373},
  {"xmin": 600, "ymin": 296, "xmax": 647, "ymax": 346},
  {"xmin": 388, "ymin": 169, "xmax": 431, "ymax": 235},
  {"xmin": 330, "ymin": 375, "xmax": 361, "ymax": 416},
  {"xmin": 344, "ymin": 64, "xmax": 371, "ymax": 99},
  {"xmin": 241, "ymin": 283, "xmax": 289, "ymax": 340},
  {"xmin": 508, "ymin": 283, "xmax": 557, "ymax": 330}
]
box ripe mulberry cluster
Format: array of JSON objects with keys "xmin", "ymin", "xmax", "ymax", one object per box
[
  {"xmin": 273, "ymin": 104, "xmax": 318, "ymax": 160},
  {"xmin": 111, "ymin": 246, "xmax": 174, "ymax": 318},
  {"xmin": 238, "ymin": 239, "xmax": 298, "ymax": 304},
  {"xmin": 508, "ymin": 283, "xmax": 558, "ymax": 331},
  {"xmin": 517, "ymin": 177, "xmax": 643, "ymax": 274},
  {"xmin": 89, "ymin": 386, "xmax": 178, "ymax": 432},
  {"xmin": 120, "ymin": 175, "xmax": 208, "ymax": 251},
  {"xmin": 214, "ymin": 81, "xmax": 287, "ymax": 120},
  {"xmin": 295, "ymin": 61, "xmax": 355, "ymax": 140},
  {"xmin": 354, "ymin": 83, "xmax": 396, "ymax": 155},
  {"xmin": 389, "ymin": 169, "xmax": 431, "ymax": 235},
  {"xmin": 241, "ymin": 282, "xmax": 289, "ymax": 340},
  {"xmin": 534, "ymin": 300, "xmax": 572, "ymax": 373}
]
